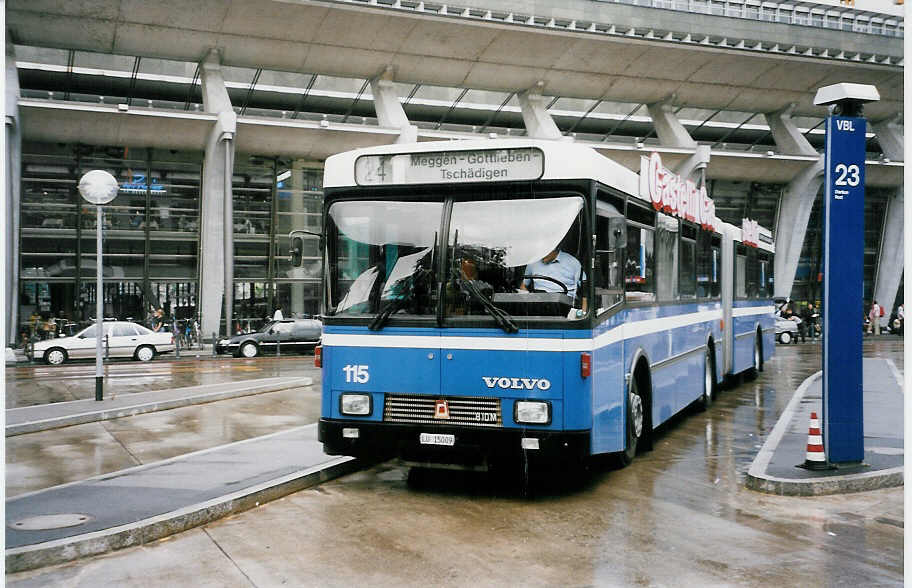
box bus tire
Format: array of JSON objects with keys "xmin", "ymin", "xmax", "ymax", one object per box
[
  {"xmin": 698, "ymin": 347, "xmax": 715, "ymax": 411},
  {"xmin": 618, "ymin": 372, "xmax": 646, "ymax": 467},
  {"xmin": 746, "ymin": 333, "xmax": 762, "ymax": 380}
]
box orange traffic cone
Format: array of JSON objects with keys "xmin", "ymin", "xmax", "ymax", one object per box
[{"xmin": 798, "ymin": 411, "xmax": 829, "ymax": 470}]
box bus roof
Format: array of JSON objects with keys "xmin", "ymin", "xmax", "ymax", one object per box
[
  {"xmin": 323, "ymin": 138, "xmax": 773, "ymax": 253},
  {"xmin": 323, "ymin": 138, "xmax": 640, "ymax": 196}
]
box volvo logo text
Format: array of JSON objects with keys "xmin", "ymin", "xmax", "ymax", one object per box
[{"xmin": 482, "ymin": 377, "xmax": 551, "ymax": 391}]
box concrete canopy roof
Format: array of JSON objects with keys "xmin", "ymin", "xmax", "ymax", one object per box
[{"xmin": 6, "ymin": 0, "xmax": 903, "ymax": 121}]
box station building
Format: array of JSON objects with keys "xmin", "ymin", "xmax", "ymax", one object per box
[{"xmin": 4, "ymin": 0, "xmax": 904, "ymax": 343}]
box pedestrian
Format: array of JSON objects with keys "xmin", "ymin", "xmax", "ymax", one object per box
[
  {"xmin": 868, "ymin": 300, "xmax": 881, "ymax": 335},
  {"xmin": 273, "ymin": 306, "xmax": 284, "ymax": 321},
  {"xmin": 803, "ymin": 303, "xmax": 819, "ymax": 340},
  {"xmin": 152, "ymin": 308, "xmax": 165, "ymax": 332},
  {"xmin": 794, "ymin": 305, "xmax": 808, "ymax": 342}
]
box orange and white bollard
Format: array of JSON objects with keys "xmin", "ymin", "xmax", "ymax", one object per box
[{"xmin": 799, "ymin": 411, "xmax": 829, "ymax": 470}]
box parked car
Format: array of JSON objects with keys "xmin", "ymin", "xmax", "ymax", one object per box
[
  {"xmin": 216, "ymin": 318, "xmax": 322, "ymax": 358},
  {"xmin": 29, "ymin": 321, "xmax": 175, "ymax": 365},
  {"xmin": 775, "ymin": 316, "xmax": 800, "ymax": 344}
]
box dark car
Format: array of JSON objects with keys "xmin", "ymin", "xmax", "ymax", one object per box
[{"xmin": 216, "ymin": 318, "xmax": 322, "ymax": 358}]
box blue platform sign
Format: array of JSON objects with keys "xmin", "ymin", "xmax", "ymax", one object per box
[{"xmin": 822, "ymin": 116, "xmax": 866, "ymax": 463}]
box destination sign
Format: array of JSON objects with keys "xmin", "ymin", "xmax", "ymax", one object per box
[{"xmin": 355, "ymin": 148, "xmax": 544, "ymax": 185}]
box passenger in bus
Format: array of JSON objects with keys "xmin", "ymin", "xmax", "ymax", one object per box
[{"xmin": 520, "ymin": 247, "xmax": 588, "ymax": 312}]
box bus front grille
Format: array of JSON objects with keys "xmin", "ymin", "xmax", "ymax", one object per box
[{"xmin": 384, "ymin": 394, "xmax": 502, "ymax": 428}]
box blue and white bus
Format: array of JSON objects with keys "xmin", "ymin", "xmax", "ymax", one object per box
[{"xmin": 316, "ymin": 139, "xmax": 774, "ymax": 471}]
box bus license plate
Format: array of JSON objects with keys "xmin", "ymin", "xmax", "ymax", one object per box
[{"xmin": 419, "ymin": 433, "xmax": 455, "ymax": 446}]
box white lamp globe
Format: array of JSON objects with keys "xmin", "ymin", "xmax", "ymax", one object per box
[{"xmin": 78, "ymin": 170, "xmax": 119, "ymax": 205}]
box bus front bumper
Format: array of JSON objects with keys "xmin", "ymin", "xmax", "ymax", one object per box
[{"xmin": 319, "ymin": 419, "xmax": 590, "ymax": 467}]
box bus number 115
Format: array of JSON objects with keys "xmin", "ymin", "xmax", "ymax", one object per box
[{"xmin": 343, "ymin": 364, "xmax": 370, "ymax": 384}]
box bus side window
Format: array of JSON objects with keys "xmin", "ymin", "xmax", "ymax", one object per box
[
  {"xmin": 696, "ymin": 229, "xmax": 712, "ymax": 298},
  {"xmin": 679, "ymin": 223, "xmax": 697, "ymax": 298},
  {"xmin": 757, "ymin": 251, "xmax": 772, "ymax": 298},
  {"xmin": 735, "ymin": 244, "xmax": 747, "ymax": 298},
  {"xmin": 711, "ymin": 235, "xmax": 721, "ymax": 298},
  {"xmin": 655, "ymin": 212, "xmax": 678, "ymax": 302},
  {"xmin": 624, "ymin": 223, "xmax": 655, "ymax": 302},
  {"xmin": 595, "ymin": 213, "xmax": 625, "ymax": 313},
  {"xmin": 746, "ymin": 248, "xmax": 759, "ymax": 298}
]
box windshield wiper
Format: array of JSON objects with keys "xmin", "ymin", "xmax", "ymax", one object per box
[
  {"xmin": 458, "ymin": 279, "xmax": 519, "ymax": 334},
  {"xmin": 368, "ymin": 264, "xmax": 432, "ymax": 331},
  {"xmin": 368, "ymin": 296, "xmax": 409, "ymax": 331}
]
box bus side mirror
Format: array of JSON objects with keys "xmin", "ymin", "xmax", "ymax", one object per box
[
  {"xmin": 290, "ymin": 236, "xmax": 304, "ymax": 266},
  {"xmin": 288, "ymin": 230, "xmax": 323, "ymax": 266}
]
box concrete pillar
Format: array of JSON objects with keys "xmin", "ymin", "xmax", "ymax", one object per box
[
  {"xmin": 871, "ymin": 116, "xmax": 903, "ymax": 313},
  {"xmin": 646, "ymin": 97, "xmax": 697, "ymax": 149},
  {"xmin": 369, "ymin": 74, "xmax": 417, "ymax": 144},
  {"xmin": 766, "ymin": 104, "xmax": 822, "ymax": 299},
  {"xmin": 773, "ymin": 158, "xmax": 824, "ymax": 298},
  {"xmin": 198, "ymin": 50, "xmax": 237, "ymax": 337},
  {"xmin": 873, "ymin": 187, "xmax": 903, "ymax": 314},
  {"xmin": 764, "ymin": 104, "xmax": 818, "ymax": 156},
  {"xmin": 6, "ymin": 42, "xmax": 21, "ymax": 345},
  {"xmin": 517, "ymin": 90, "xmax": 563, "ymax": 141},
  {"xmin": 675, "ymin": 145, "xmax": 711, "ymax": 184},
  {"xmin": 871, "ymin": 115, "xmax": 903, "ymax": 162}
]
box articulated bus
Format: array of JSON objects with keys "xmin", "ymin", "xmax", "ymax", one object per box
[{"xmin": 315, "ymin": 139, "xmax": 775, "ymax": 472}]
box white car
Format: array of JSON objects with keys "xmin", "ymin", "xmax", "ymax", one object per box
[{"xmin": 30, "ymin": 321, "xmax": 175, "ymax": 365}]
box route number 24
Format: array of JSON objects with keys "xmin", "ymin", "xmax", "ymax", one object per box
[
  {"xmin": 834, "ymin": 163, "xmax": 861, "ymax": 187},
  {"xmin": 343, "ymin": 364, "xmax": 370, "ymax": 384}
]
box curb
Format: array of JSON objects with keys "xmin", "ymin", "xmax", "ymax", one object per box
[
  {"xmin": 6, "ymin": 377, "xmax": 313, "ymax": 436},
  {"xmin": 6, "ymin": 456, "xmax": 362, "ymax": 573},
  {"xmin": 745, "ymin": 465, "xmax": 904, "ymax": 496},
  {"xmin": 745, "ymin": 370, "xmax": 904, "ymax": 496}
]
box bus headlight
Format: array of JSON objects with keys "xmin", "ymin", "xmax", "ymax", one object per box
[
  {"xmin": 340, "ymin": 393, "xmax": 371, "ymax": 416},
  {"xmin": 515, "ymin": 401, "xmax": 550, "ymax": 425}
]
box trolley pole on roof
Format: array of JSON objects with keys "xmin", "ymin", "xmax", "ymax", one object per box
[
  {"xmin": 814, "ymin": 83, "xmax": 879, "ymax": 465},
  {"xmin": 78, "ymin": 170, "xmax": 119, "ymax": 401}
]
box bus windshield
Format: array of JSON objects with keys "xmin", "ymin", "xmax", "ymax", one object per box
[
  {"xmin": 328, "ymin": 200, "xmax": 442, "ymax": 317},
  {"xmin": 325, "ymin": 195, "xmax": 588, "ymax": 323},
  {"xmin": 447, "ymin": 196, "xmax": 585, "ymax": 319}
]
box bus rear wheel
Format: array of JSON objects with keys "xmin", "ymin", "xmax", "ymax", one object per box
[
  {"xmin": 745, "ymin": 334, "xmax": 762, "ymax": 381},
  {"xmin": 618, "ymin": 375, "xmax": 645, "ymax": 467},
  {"xmin": 698, "ymin": 347, "xmax": 714, "ymax": 411}
]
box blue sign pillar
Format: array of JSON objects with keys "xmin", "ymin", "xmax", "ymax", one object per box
[{"xmin": 821, "ymin": 115, "xmax": 866, "ymax": 463}]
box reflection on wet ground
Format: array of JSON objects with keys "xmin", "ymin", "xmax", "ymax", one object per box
[
  {"xmin": 5, "ymin": 386, "xmax": 321, "ymax": 498},
  {"xmin": 5, "ymin": 339, "xmax": 903, "ymax": 586},
  {"xmin": 5, "ymin": 355, "xmax": 321, "ymax": 497},
  {"xmin": 5, "ymin": 356, "xmax": 317, "ymax": 408}
]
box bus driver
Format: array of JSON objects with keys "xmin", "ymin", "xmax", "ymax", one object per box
[{"xmin": 520, "ymin": 247, "xmax": 588, "ymax": 312}]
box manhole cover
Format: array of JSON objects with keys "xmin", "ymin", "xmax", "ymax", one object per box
[{"xmin": 10, "ymin": 514, "xmax": 93, "ymax": 531}]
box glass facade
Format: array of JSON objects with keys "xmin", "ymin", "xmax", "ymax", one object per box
[{"xmin": 17, "ymin": 142, "xmax": 323, "ymax": 343}]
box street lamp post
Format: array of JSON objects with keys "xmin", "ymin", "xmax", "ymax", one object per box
[{"xmin": 78, "ymin": 170, "xmax": 119, "ymax": 401}]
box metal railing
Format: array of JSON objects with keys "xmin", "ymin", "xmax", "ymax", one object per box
[{"xmin": 603, "ymin": 0, "xmax": 903, "ymax": 37}]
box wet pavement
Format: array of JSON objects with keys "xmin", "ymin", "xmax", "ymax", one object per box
[
  {"xmin": 6, "ymin": 386, "xmax": 322, "ymax": 498},
  {"xmin": 4, "ymin": 338, "xmax": 904, "ymax": 584},
  {"xmin": 5, "ymin": 354, "xmax": 316, "ymax": 408}
]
